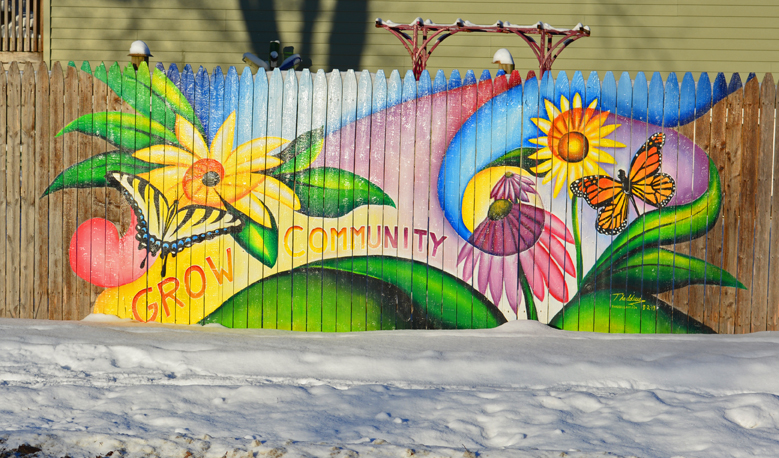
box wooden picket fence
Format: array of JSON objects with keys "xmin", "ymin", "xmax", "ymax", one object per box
[{"xmin": 0, "ymin": 60, "xmax": 776, "ymax": 334}]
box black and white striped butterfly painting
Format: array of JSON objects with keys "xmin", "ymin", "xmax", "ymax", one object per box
[{"xmin": 107, "ymin": 171, "xmax": 244, "ymax": 276}]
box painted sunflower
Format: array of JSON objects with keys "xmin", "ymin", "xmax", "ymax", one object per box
[
  {"xmin": 132, "ymin": 111, "xmax": 301, "ymax": 228},
  {"xmin": 528, "ymin": 93, "xmax": 625, "ymax": 198}
]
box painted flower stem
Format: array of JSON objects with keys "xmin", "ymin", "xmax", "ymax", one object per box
[
  {"xmin": 518, "ymin": 266, "xmax": 538, "ymax": 321},
  {"xmin": 571, "ymin": 196, "xmax": 583, "ymax": 289}
]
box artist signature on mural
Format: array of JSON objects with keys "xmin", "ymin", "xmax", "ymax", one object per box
[{"xmin": 611, "ymin": 292, "xmax": 655, "ymax": 311}]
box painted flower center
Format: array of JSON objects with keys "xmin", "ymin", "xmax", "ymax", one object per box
[
  {"xmin": 488, "ymin": 199, "xmax": 513, "ymax": 221},
  {"xmin": 202, "ymin": 171, "xmax": 221, "ymax": 187},
  {"xmin": 182, "ymin": 158, "xmax": 225, "ymax": 200},
  {"xmin": 504, "ymin": 170, "xmax": 514, "ymax": 178},
  {"xmin": 556, "ymin": 131, "xmax": 589, "ymax": 163}
]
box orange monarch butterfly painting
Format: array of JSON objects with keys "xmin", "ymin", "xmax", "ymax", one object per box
[{"xmin": 570, "ymin": 132, "xmax": 676, "ymax": 235}]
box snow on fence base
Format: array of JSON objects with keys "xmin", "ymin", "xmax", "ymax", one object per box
[{"xmin": 0, "ymin": 60, "xmax": 772, "ymax": 334}]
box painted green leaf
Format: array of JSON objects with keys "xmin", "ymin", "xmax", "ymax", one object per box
[
  {"xmin": 202, "ymin": 268, "xmax": 413, "ymax": 330},
  {"xmin": 596, "ymin": 247, "xmax": 746, "ymax": 294},
  {"xmin": 43, "ymin": 151, "xmax": 165, "ymax": 196},
  {"xmin": 56, "ymin": 112, "xmax": 179, "ymax": 151},
  {"xmin": 271, "ymin": 127, "xmax": 325, "ymax": 175},
  {"xmin": 95, "ymin": 62, "xmax": 204, "ymax": 135},
  {"xmin": 278, "ymin": 167, "xmax": 396, "ymax": 218},
  {"xmin": 94, "ymin": 62, "xmax": 107, "ymax": 82},
  {"xmin": 222, "ymin": 200, "xmax": 278, "ymax": 269},
  {"xmin": 549, "ymin": 289, "xmax": 715, "ymax": 334},
  {"xmin": 591, "ymin": 157, "xmax": 722, "ymax": 278},
  {"xmin": 201, "ymin": 256, "xmax": 506, "ymax": 330},
  {"xmin": 485, "ymin": 147, "xmax": 549, "ymax": 177},
  {"xmin": 315, "ymin": 256, "xmax": 506, "ymax": 329}
]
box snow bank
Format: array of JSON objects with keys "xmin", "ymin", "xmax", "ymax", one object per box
[{"xmin": 2, "ymin": 317, "xmax": 779, "ymax": 457}]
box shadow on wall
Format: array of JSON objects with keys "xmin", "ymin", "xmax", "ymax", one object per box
[{"xmin": 238, "ymin": 0, "xmax": 369, "ymax": 71}]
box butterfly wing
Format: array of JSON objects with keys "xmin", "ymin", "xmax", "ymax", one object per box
[
  {"xmin": 631, "ymin": 172, "xmax": 676, "ymax": 207},
  {"xmin": 166, "ymin": 204, "xmax": 244, "ymax": 253},
  {"xmin": 107, "ymin": 171, "xmax": 244, "ymax": 259},
  {"xmin": 628, "ymin": 132, "xmax": 665, "ymax": 183},
  {"xmin": 571, "ymin": 174, "xmax": 631, "ymax": 235},
  {"xmin": 107, "ymin": 171, "xmax": 172, "ymax": 256},
  {"xmin": 628, "ymin": 132, "xmax": 676, "ymax": 208},
  {"xmin": 571, "ymin": 175, "xmax": 622, "ymax": 207},
  {"xmin": 595, "ymin": 190, "xmax": 630, "ymax": 235}
]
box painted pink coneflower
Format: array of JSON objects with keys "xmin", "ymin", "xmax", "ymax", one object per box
[
  {"xmin": 489, "ymin": 170, "xmax": 538, "ymax": 203},
  {"xmin": 458, "ymin": 173, "xmax": 576, "ymax": 315}
]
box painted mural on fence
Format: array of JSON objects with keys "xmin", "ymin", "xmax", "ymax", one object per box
[{"xmin": 45, "ymin": 61, "xmax": 747, "ymax": 333}]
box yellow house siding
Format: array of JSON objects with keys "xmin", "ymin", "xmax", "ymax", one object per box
[{"xmin": 48, "ymin": 0, "xmax": 779, "ymax": 78}]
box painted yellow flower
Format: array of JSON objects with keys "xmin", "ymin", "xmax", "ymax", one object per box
[
  {"xmin": 132, "ymin": 111, "xmax": 300, "ymax": 228},
  {"xmin": 528, "ymin": 93, "xmax": 625, "ymax": 198}
]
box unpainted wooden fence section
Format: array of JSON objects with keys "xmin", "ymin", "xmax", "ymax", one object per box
[{"xmin": 0, "ymin": 61, "xmax": 777, "ymax": 333}]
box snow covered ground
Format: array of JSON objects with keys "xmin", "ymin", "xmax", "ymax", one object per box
[{"xmin": 2, "ymin": 317, "xmax": 779, "ymax": 458}]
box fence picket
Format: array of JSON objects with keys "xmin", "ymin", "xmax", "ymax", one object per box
[
  {"xmin": 75, "ymin": 63, "xmax": 94, "ymax": 319},
  {"xmin": 231, "ymin": 66, "xmax": 253, "ymax": 330},
  {"xmin": 585, "ymin": 71, "xmax": 604, "ymax": 331},
  {"xmin": 736, "ymin": 76, "xmax": 760, "ymax": 333},
  {"xmin": 120, "ymin": 63, "xmax": 140, "ymax": 322},
  {"xmin": 47, "ymin": 63, "xmax": 63, "ymax": 321},
  {"xmin": 295, "ymin": 68, "xmax": 313, "ymax": 331},
  {"xmin": 0, "ymin": 66, "xmax": 6, "ymax": 318},
  {"xmin": 352, "ymin": 69, "xmax": 371, "ymax": 332},
  {"xmin": 442, "ymin": 70, "xmax": 462, "ymax": 326},
  {"xmin": 704, "ymin": 73, "xmax": 728, "ymax": 332},
  {"xmin": 101, "ymin": 63, "xmax": 123, "ymax": 319},
  {"xmin": 688, "ymin": 73, "xmax": 712, "ymax": 329},
  {"xmin": 247, "ymin": 67, "xmax": 268, "ymax": 329},
  {"xmin": 428, "ymin": 69, "xmax": 448, "ymax": 327},
  {"xmin": 264, "ymin": 68, "xmax": 283, "ymax": 329},
  {"xmin": 720, "ymin": 74, "xmax": 744, "ymax": 334},
  {"xmin": 34, "ymin": 61, "xmax": 49, "ymax": 320},
  {"xmin": 280, "ymin": 67, "xmax": 299, "ymax": 331},
  {"xmin": 203, "ymin": 65, "xmax": 225, "ymax": 326},
  {"xmin": 612, "ymin": 71, "xmax": 633, "ymax": 333},
  {"xmin": 20, "ymin": 62, "xmax": 35, "ymax": 319},
  {"xmin": 184, "ymin": 66, "xmax": 208, "ymax": 324},
  {"xmin": 458, "ymin": 70, "xmax": 478, "ymax": 328},
  {"xmin": 92, "ymin": 63, "xmax": 109, "ymax": 312},
  {"xmin": 413, "ymin": 70, "xmax": 432, "ymax": 327},
  {"xmin": 752, "ymin": 73, "xmax": 775, "ymax": 332},
  {"xmin": 598, "ymin": 71, "xmax": 617, "ymax": 332},
  {"xmin": 6, "ymin": 62, "xmax": 20, "ymax": 318},
  {"xmin": 382, "ymin": 70, "xmax": 402, "ymax": 329},
  {"xmin": 672, "ymin": 72, "xmax": 698, "ymax": 326},
  {"xmin": 368, "ymin": 69, "xmax": 388, "ymax": 330},
  {"xmin": 339, "ymin": 69, "xmax": 357, "ymax": 331},
  {"xmin": 663, "ymin": 72, "xmax": 681, "ymax": 328},
  {"xmin": 306, "ymin": 69, "xmax": 326, "ymax": 331}
]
